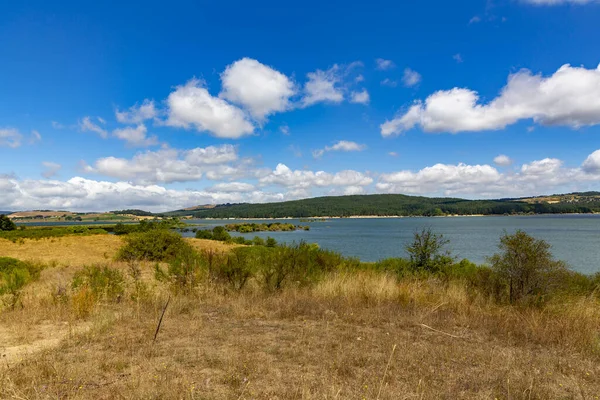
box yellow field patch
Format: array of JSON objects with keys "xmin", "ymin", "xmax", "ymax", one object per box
[{"xmin": 0, "ymin": 235, "xmax": 237, "ymax": 266}]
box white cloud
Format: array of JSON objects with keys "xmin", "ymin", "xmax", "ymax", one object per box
[
  {"xmin": 220, "ymin": 58, "xmax": 296, "ymax": 121},
  {"xmin": 302, "ymin": 65, "xmax": 344, "ymax": 107},
  {"xmin": 30, "ymin": 130, "xmax": 42, "ymax": 144},
  {"xmin": 260, "ymin": 164, "xmax": 373, "ymax": 189},
  {"xmin": 79, "ymin": 116, "xmax": 108, "ymax": 138},
  {"xmin": 0, "ymin": 128, "xmax": 23, "ymax": 148},
  {"xmin": 402, "ymin": 68, "xmax": 422, "ymax": 87},
  {"xmin": 112, "ymin": 124, "xmax": 159, "ymax": 147},
  {"xmin": 522, "ymin": 0, "xmax": 598, "ymax": 4},
  {"xmin": 83, "ymin": 145, "xmax": 245, "ymax": 184},
  {"xmin": 582, "ymin": 150, "xmax": 600, "ymax": 173},
  {"xmin": 453, "ymin": 54, "xmax": 463, "ymax": 63},
  {"xmin": 51, "ymin": 121, "xmax": 65, "ymax": 129},
  {"xmin": 42, "ymin": 162, "xmax": 62, "ymax": 178},
  {"xmin": 388, "ymin": 152, "xmax": 399, "ymax": 157},
  {"xmin": 166, "ymin": 78, "xmax": 254, "ymax": 139},
  {"xmin": 494, "ymin": 154, "xmax": 513, "ymax": 166},
  {"xmin": 350, "ymin": 89, "xmax": 370, "ymax": 104},
  {"xmin": 206, "ymin": 182, "xmax": 255, "ymax": 193},
  {"xmin": 280, "ymin": 125, "xmax": 290, "ymax": 135},
  {"xmin": 375, "ymin": 58, "xmax": 395, "ymax": 71},
  {"xmin": 469, "ymin": 16, "xmax": 482, "ymax": 24},
  {"xmin": 312, "ymin": 140, "xmax": 367, "ymax": 158},
  {"xmin": 1, "ymin": 129, "xmax": 24, "ymax": 148},
  {"xmin": 355, "ymin": 74, "xmax": 365, "ymax": 83},
  {"xmin": 381, "ymin": 63, "xmax": 600, "ymax": 136},
  {"xmin": 115, "ymin": 99, "xmax": 158, "ymax": 124},
  {"xmin": 380, "ymin": 78, "xmax": 398, "ymax": 87},
  {"xmin": 376, "ymin": 150, "xmax": 600, "ymax": 198}
]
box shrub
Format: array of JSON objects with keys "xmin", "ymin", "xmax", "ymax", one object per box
[
  {"xmin": 116, "ymin": 230, "xmax": 193, "ymax": 262},
  {"xmin": 195, "ymin": 229, "xmax": 214, "ymax": 240},
  {"xmin": 488, "ymin": 230, "xmax": 569, "ymax": 304},
  {"xmin": 252, "ymin": 236, "xmax": 265, "ymax": 246},
  {"xmin": 372, "ymin": 258, "xmax": 413, "ymax": 277},
  {"xmin": 266, "ymin": 237, "xmax": 277, "ymax": 247},
  {"xmin": 209, "ymin": 247, "xmax": 258, "ymax": 291},
  {"xmin": 0, "ymin": 257, "xmax": 43, "ymax": 309},
  {"xmin": 155, "ymin": 247, "xmax": 207, "ymax": 294},
  {"xmin": 0, "ymin": 215, "xmax": 16, "ymax": 231},
  {"xmin": 72, "ymin": 265, "xmax": 125, "ymax": 302},
  {"xmin": 212, "ymin": 226, "xmax": 231, "ymax": 242},
  {"xmin": 405, "ymin": 228, "xmax": 453, "ymax": 273}
]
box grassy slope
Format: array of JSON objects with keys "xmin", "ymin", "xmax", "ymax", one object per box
[
  {"xmin": 164, "ymin": 193, "xmax": 600, "ymax": 218},
  {"xmin": 0, "ymin": 236, "xmax": 599, "ymax": 398}
]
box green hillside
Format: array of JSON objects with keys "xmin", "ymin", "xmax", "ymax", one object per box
[{"xmin": 161, "ymin": 193, "xmax": 600, "ymax": 219}]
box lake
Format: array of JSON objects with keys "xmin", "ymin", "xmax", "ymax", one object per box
[{"xmin": 183, "ymin": 215, "xmax": 600, "ymax": 274}]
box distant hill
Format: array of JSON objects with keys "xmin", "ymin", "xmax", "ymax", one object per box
[
  {"xmin": 160, "ymin": 193, "xmax": 600, "ymax": 219},
  {"xmin": 0, "ymin": 211, "xmax": 13, "ymax": 216}
]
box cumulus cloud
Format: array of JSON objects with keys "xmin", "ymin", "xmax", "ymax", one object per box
[
  {"xmin": 402, "ymin": 68, "xmax": 422, "ymax": 87},
  {"xmin": 381, "ymin": 63, "xmax": 600, "ymax": 136},
  {"xmin": 582, "ymin": 150, "xmax": 600, "ymax": 173},
  {"xmin": 260, "ymin": 163, "xmax": 373, "ymax": 189},
  {"xmin": 376, "ymin": 150, "xmax": 600, "ymax": 198},
  {"xmin": 42, "ymin": 162, "xmax": 61, "ymax": 178},
  {"xmin": 206, "ymin": 182, "xmax": 255, "ymax": 192},
  {"xmin": 166, "ymin": 79, "xmax": 254, "ymax": 139},
  {"xmin": 112, "ymin": 124, "xmax": 159, "ymax": 147},
  {"xmin": 494, "ymin": 155, "xmax": 513, "ymax": 166},
  {"xmin": 375, "ymin": 58, "xmax": 395, "ymax": 70},
  {"xmin": 220, "ymin": 58, "xmax": 296, "ymax": 121},
  {"xmin": 79, "ymin": 116, "xmax": 108, "ymax": 138},
  {"xmin": 312, "ymin": 140, "xmax": 367, "ymax": 158},
  {"xmin": 83, "ymin": 145, "xmax": 246, "ymax": 185},
  {"xmin": 115, "ymin": 100, "xmax": 158, "ymax": 124},
  {"xmin": 0, "ymin": 128, "xmax": 23, "ymax": 148},
  {"xmin": 301, "ymin": 65, "xmax": 345, "ymax": 107},
  {"xmin": 350, "ymin": 89, "xmax": 370, "ymax": 104}
]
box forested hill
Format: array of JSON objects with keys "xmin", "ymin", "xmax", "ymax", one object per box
[{"xmin": 162, "ymin": 193, "xmax": 600, "ymax": 219}]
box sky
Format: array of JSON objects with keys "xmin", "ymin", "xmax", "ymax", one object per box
[{"xmin": 1, "ymin": 0, "xmax": 600, "ymax": 212}]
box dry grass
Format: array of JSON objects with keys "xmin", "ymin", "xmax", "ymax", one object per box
[{"xmin": 1, "ymin": 237, "xmax": 600, "ymax": 399}]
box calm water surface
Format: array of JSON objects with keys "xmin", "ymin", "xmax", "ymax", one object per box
[
  {"xmin": 185, "ymin": 215, "xmax": 600, "ymax": 274},
  {"xmin": 20, "ymin": 215, "xmax": 600, "ymax": 273}
]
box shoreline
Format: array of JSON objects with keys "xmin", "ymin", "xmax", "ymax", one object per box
[{"xmin": 197, "ymin": 213, "xmax": 600, "ymax": 221}]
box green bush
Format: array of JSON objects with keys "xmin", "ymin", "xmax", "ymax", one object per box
[
  {"xmin": 116, "ymin": 230, "xmax": 194, "ymax": 262},
  {"xmin": 488, "ymin": 230, "xmax": 569, "ymax": 304},
  {"xmin": 0, "ymin": 257, "xmax": 43, "ymax": 308},
  {"xmin": 195, "ymin": 229, "xmax": 214, "ymax": 240},
  {"xmin": 212, "ymin": 226, "xmax": 231, "ymax": 242},
  {"xmin": 266, "ymin": 237, "xmax": 277, "ymax": 247},
  {"xmin": 209, "ymin": 247, "xmax": 258, "ymax": 291},
  {"xmin": 72, "ymin": 265, "xmax": 125, "ymax": 302},
  {"xmin": 0, "ymin": 215, "xmax": 16, "ymax": 231},
  {"xmin": 252, "ymin": 236, "xmax": 265, "ymax": 246},
  {"xmin": 405, "ymin": 228, "xmax": 453, "ymax": 273},
  {"xmin": 155, "ymin": 247, "xmax": 207, "ymax": 294}
]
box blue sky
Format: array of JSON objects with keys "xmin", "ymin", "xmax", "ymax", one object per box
[{"xmin": 1, "ymin": 0, "xmax": 600, "ymax": 211}]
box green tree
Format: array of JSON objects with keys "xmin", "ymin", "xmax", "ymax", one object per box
[
  {"xmin": 488, "ymin": 230, "xmax": 568, "ymax": 304},
  {"xmin": 212, "ymin": 226, "xmax": 231, "ymax": 241},
  {"xmin": 405, "ymin": 228, "xmax": 452, "ymax": 273},
  {"xmin": 0, "ymin": 215, "xmax": 16, "ymax": 231}
]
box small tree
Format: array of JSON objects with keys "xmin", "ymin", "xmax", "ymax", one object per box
[
  {"xmin": 405, "ymin": 228, "xmax": 452, "ymax": 273},
  {"xmin": 488, "ymin": 230, "xmax": 567, "ymax": 304},
  {"xmin": 0, "ymin": 215, "xmax": 16, "ymax": 231}
]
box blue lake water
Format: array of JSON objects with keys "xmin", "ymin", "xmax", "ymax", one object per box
[
  {"xmin": 184, "ymin": 215, "xmax": 600, "ymax": 274},
  {"xmin": 18, "ymin": 215, "xmax": 600, "ymax": 274}
]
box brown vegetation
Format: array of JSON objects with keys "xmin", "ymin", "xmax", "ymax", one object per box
[{"xmin": 1, "ymin": 235, "xmax": 599, "ymax": 399}]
